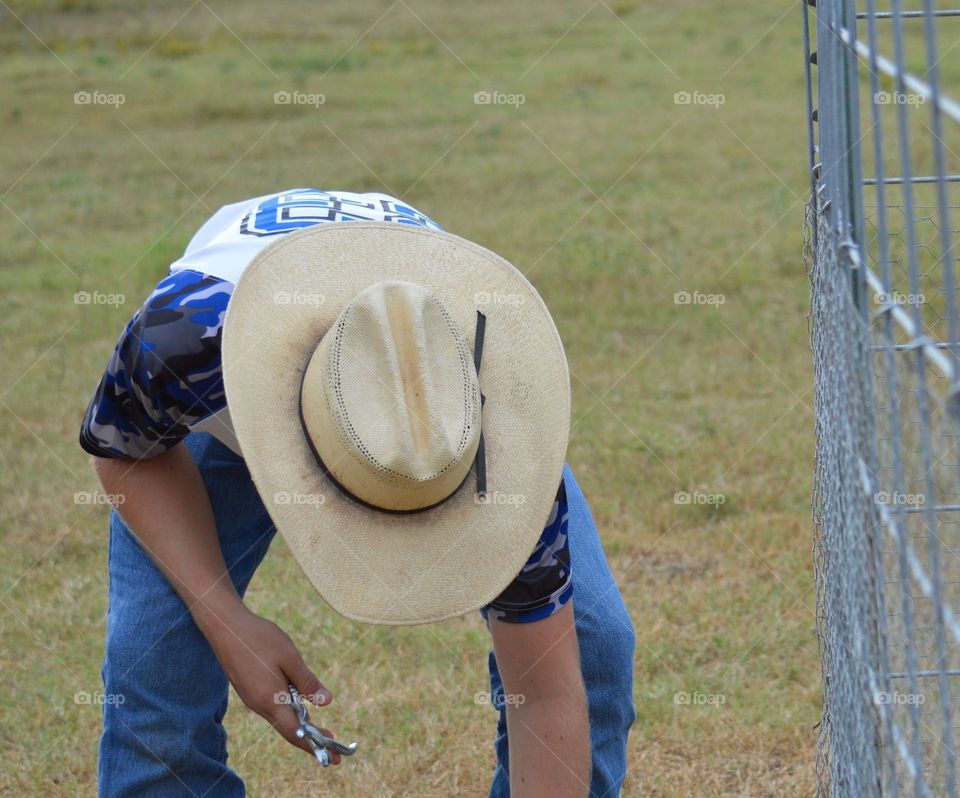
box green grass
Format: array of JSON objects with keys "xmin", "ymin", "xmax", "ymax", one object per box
[{"xmin": 0, "ymin": 1, "xmax": 822, "ymax": 795}]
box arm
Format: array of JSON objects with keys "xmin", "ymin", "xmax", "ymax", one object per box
[
  {"xmin": 490, "ymin": 601, "xmax": 591, "ymax": 797},
  {"xmin": 92, "ymin": 445, "xmax": 343, "ymax": 762},
  {"xmin": 81, "ymin": 268, "xmax": 340, "ymax": 759}
]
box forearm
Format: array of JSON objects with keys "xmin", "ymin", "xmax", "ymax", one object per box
[
  {"xmin": 92, "ymin": 445, "xmax": 338, "ymax": 758},
  {"xmin": 92, "ymin": 444, "xmax": 244, "ymax": 633},
  {"xmin": 490, "ymin": 601, "xmax": 591, "ymax": 796},
  {"xmin": 506, "ymin": 687, "xmax": 591, "ymax": 798}
]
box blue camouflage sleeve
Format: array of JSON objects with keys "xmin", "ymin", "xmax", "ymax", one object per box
[
  {"xmin": 480, "ymin": 478, "xmax": 573, "ymax": 625},
  {"xmin": 79, "ymin": 269, "xmax": 233, "ymax": 460}
]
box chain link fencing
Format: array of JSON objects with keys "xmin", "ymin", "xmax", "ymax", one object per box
[{"xmin": 805, "ymin": 0, "xmax": 960, "ymax": 794}]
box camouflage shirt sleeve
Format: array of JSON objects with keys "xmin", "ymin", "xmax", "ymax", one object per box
[
  {"xmin": 79, "ymin": 269, "xmax": 233, "ymax": 460},
  {"xmin": 480, "ymin": 477, "xmax": 573, "ymax": 625}
]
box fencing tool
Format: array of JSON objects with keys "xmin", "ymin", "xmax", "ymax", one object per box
[{"xmin": 287, "ymin": 684, "xmax": 358, "ymax": 767}]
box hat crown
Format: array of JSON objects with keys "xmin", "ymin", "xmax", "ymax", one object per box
[{"xmin": 301, "ymin": 280, "xmax": 482, "ymax": 511}]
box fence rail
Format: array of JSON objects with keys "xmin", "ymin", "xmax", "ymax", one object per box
[{"xmin": 805, "ymin": 0, "xmax": 960, "ymax": 795}]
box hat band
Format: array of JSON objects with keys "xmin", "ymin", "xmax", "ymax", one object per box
[
  {"xmin": 472, "ymin": 310, "xmax": 488, "ymax": 499},
  {"xmin": 297, "ymin": 310, "xmax": 488, "ymax": 515}
]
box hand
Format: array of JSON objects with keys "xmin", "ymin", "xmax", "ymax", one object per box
[{"xmin": 199, "ymin": 601, "xmax": 342, "ymax": 763}]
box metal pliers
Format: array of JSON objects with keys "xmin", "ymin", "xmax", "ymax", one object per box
[{"xmin": 287, "ymin": 684, "xmax": 359, "ymax": 767}]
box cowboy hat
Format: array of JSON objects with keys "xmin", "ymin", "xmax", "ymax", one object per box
[{"xmin": 221, "ymin": 221, "xmax": 570, "ymax": 624}]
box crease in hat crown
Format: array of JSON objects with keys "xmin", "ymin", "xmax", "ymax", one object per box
[{"xmin": 300, "ymin": 280, "xmax": 482, "ymax": 512}]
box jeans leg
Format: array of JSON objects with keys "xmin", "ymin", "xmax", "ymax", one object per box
[
  {"xmin": 486, "ymin": 648, "xmax": 512, "ymax": 797},
  {"xmin": 486, "ymin": 465, "xmax": 637, "ymax": 797},
  {"xmin": 98, "ymin": 433, "xmax": 277, "ymax": 798}
]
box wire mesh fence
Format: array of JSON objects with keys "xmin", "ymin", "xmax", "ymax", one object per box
[{"xmin": 805, "ymin": 0, "xmax": 960, "ymax": 794}]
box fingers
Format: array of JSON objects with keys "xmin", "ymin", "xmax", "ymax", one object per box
[
  {"xmin": 269, "ymin": 706, "xmax": 342, "ymax": 764},
  {"xmin": 317, "ymin": 728, "xmax": 343, "ymax": 765},
  {"xmin": 283, "ymin": 651, "xmax": 333, "ymax": 708},
  {"xmin": 278, "ymin": 652, "xmax": 340, "ymax": 764},
  {"xmin": 273, "ymin": 715, "xmax": 344, "ymax": 765},
  {"xmin": 271, "ymin": 708, "xmax": 314, "ymax": 755}
]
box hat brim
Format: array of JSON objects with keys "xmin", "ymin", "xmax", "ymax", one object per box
[{"xmin": 222, "ymin": 221, "xmax": 570, "ymax": 625}]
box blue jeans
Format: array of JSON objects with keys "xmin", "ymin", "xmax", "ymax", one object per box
[{"xmin": 98, "ymin": 432, "xmax": 636, "ymax": 797}]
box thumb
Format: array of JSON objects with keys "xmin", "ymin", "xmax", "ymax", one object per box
[{"xmin": 284, "ymin": 652, "xmax": 333, "ymax": 708}]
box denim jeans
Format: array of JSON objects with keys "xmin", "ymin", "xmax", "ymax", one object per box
[{"xmin": 98, "ymin": 432, "xmax": 636, "ymax": 796}]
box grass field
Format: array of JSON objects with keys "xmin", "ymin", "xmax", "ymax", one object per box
[{"xmin": 0, "ymin": 1, "xmax": 817, "ymax": 795}]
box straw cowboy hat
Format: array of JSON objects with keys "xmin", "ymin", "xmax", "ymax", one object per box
[{"xmin": 221, "ymin": 221, "xmax": 570, "ymax": 625}]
